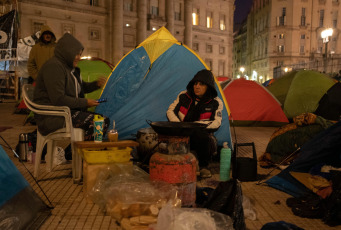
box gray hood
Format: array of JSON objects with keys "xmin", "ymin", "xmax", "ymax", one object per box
[{"xmin": 54, "ymin": 33, "xmax": 84, "ymax": 69}]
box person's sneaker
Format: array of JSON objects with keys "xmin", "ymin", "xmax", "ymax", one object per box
[{"xmin": 200, "ymin": 168, "xmax": 212, "ymax": 178}]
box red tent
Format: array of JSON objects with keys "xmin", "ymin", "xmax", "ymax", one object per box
[{"xmin": 223, "ymin": 78, "xmax": 289, "ymax": 126}]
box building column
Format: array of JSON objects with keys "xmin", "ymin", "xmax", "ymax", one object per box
[
  {"xmin": 159, "ymin": 0, "xmax": 165, "ymax": 19},
  {"xmin": 184, "ymin": 0, "xmax": 193, "ymax": 47},
  {"xmin": 166, "ymin": 0, "xmax": 174, "ymax": 35},
  {"xmin": 137, "ymin": 0, "xmax": 147, "ymax": 44},
  {"xmin": 112, "ymin": 0, "xmax": 123, "ymax": 65}
]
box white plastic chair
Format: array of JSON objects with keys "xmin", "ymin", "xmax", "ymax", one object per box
[{"xmin": 22, "ymin": 84, "xmax": 84, "ymax": 183}]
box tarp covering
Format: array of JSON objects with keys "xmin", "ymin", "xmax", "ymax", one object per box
[
  {"xmin": 266, "ymin": 121, "xmax": 341, "ymax": 198},
  {"xmin": 96, "ymin": 27, "xmax": 232, "ymax": 146},
  {"xmin": 267, "ymin": 70, "xmax": 336, "ymax": 119},
  {"xmin": 223, "ymin": 78, "xmax": 289, "ymax": 126},
  {"xmin": 0, "ymin": 10, "xmax": 17, "ymax": 61},
  {"xmin": 0, "ymin": 145, "xmax": 50, "ymax": 229}
]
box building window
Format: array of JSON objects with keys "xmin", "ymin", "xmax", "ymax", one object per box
[
  {"xmin": 277, "ymin": 60, "xmax": 284, "ymax": 66},
  {"xmin": 89, "ymin": 28, "xmax": 101, "ymax": 41},
  {"xmin": 218, "ymin": 60, "xmax": 225, "ymax": 76},
  {"xmin": 32, "ymin": 21, "xmax": 45, "ymax": 34},
  {"xmin": 219, "ymin": 46, "xmax": 225, "ymax": 54},
  {"xmin": 89, "ymin": 0, "xmax": 98, "ymax": 6},
  {"xmin": 279, "ymin": 33, "xmax": 284, "ymax": 39},
  {"xmin": 193, "ymin": 43, "xmax": 199, "ymax": 51},
  {"xmin": 277, "ymin": 7, "xmax": 286, "ymax": 26},
  {"xmin": 206, "ymin": 44, "xmax": 213, "ymax": 53},
  {"xmin": 301, "ymin": 34, "xmax": 305, "ymax": 39},
  {"xmin": 319, "ymin": 9, "xmax": 324, "ymax": 27},
  {"xmin": 174, "ymin": 2, "xmax": 181, "ymax": 21},
  {"xmin": 300, "ymin": 45, "xmax": 305, "ymax": 53},
  {"xmin": 192, "ymin": 8, "xmax": 199, "ymax": 25},
  {"xmin": 63, "ymin": 24, "xmax": 75, "ymax": 35},
  {"xmin": 301, "ymin": 8, "xmax": 306, "ymax": 26},
  {"xmin": 205, "ymin": 59, "xmax": 213, "ymax": 70},
  {"xmin": 206, "ymin": 11, "xmax": 213, "ymax": 28},
  {"xmin": 277, "ymin": 45, "xmax": 285, "ymax": 53},
  {"xmin": 333, "ymin": 19, "xmax": 338, "ymax": 28},
  {"xmin": 219, "ymin": 14, "xmax": 226, "ymax": 30},
  {"xmin": 124, "ymin": 0, "xmax": 133, "ymax": 12},
  {"xmin": 150, "ymin": 0, "xmax": 159, "ymax": 16}
]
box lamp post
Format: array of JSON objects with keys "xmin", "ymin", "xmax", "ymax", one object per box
[
  {"xmin": 321, "ymin": 28, "xmax": 333, "ymax": 73},
  {"xmin": 239, "ymin": 66, "xmax": 245, "ymax": 78}
]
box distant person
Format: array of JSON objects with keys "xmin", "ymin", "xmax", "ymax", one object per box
[
  {"xmin": 27, "ymin": 25, "xmax": 57, "ymax": 82},
  {"xmin": 167, "ymin": 69, "xmax": 223, "ymax": 178},
  {"xmin": 33, "ymin": 33, "xmax": 109, "ymax": 141}
]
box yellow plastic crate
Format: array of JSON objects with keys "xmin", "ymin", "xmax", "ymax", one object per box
[{"xmin": 82, "ymin": 147, "xmax": 132, "ymax": 164}]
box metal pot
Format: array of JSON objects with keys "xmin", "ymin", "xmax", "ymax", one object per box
[
  {"xmin": 136, "ymin": 127, "xmax": 159, "ymax": 163},
  {"xmin": 146, "ymin": 120, "xmax": 207, "ymax": 136}
]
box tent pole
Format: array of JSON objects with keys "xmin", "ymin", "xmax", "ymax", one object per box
[
  {"xmin": 0, "ymin": 135, "xmax": 54, "ymax": 209},
  {"xmin": 256, "ymin": 147, "xmax": 301, "ymax": 185}
]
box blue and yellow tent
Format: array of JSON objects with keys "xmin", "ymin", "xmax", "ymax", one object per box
[
  {"xmin": 96, "ymin": 27, "xmax": 232, "ymax": 146},
  {"xmin": 0, "ymin": 146, "xmax": 50, "ymax": 229}
]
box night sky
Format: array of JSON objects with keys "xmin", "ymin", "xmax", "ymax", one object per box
[{"xmin": 234, "ymin": 0, "xmax": 253, "ymax": 24}]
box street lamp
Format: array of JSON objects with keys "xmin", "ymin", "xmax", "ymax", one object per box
[
  {"xmin": 239, "ymin": 67, "xmax": 245, "ymax": 78},
  {"xmin": 321, "ymin": 28, "xmax": 333, "ymax": 73}
]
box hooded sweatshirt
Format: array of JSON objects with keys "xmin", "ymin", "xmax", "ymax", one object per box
[
  {"xmin": 27, "ymin": 25, "xmax": 57, "ymax": 80},
  {"xmin": 33, "ymin": 33, "xmax": 99, "ymax": 135},
  {"xmin": 167, "ymin": 69, "xmax": 223, "ymax": 131}
]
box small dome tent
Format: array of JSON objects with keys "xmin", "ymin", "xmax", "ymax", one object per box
[
  {"xmin": 223, "ymin": 78, "xmax": 289, "ymax": 126},
  {"xmin": 96, "ymin": 27, "xmax": 232, "ymax": 146}
]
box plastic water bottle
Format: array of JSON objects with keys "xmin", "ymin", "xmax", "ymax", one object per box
[{"xmin": 220, "ymin": 142, "xmax": 231, "ymax": 181}]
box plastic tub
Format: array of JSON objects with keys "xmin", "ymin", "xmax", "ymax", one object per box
[{"xmin": 82, "ymin": 147, "xmax": 132, "ymax": 164}]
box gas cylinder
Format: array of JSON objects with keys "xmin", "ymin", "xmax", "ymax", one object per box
[{"xmin": 149, "ymin": 135, "xmax": 197, "ymax": 207}]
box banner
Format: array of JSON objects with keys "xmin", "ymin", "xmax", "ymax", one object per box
[{"xmin": 0, "ymin": 10, "xmax": 17, "ymax": 61}]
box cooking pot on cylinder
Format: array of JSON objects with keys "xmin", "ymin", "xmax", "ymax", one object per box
[
  {"xmin": 146, "ymin": 120, "xmax": 207, "ymax": 136},
  {"xmin": 135, "ymin": 127, "xmax": 158, "ymax": 163}
]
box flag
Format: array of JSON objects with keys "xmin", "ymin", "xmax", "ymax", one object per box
[{"xmin": 0, "ymin": 10, "xmax": 17, "ymax": 61}]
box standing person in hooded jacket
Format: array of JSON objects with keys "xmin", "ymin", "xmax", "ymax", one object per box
[
  {"xmin": 27, "ymin": 25, "xmax": 57, "ymax": 81},
  {"xmin": 167, "ymin": 69, "xmax": 223, "ymax": 178},
  {"xmin": 33, "ymin": 33, "xmax": 109, "ymax": 141}
]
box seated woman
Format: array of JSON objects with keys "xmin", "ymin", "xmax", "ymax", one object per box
[
  {"xmin": 33, "ymin": 33, "xmax": 109, "ymax": 143},
  {"xmin": 167, "ymin": 69, "xmax": 223, "ymax": 178}
]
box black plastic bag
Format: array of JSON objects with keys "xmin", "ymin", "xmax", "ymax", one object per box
[{"xmin": 202, "ymin": 179, "xmax": 246, "ymax": 230}]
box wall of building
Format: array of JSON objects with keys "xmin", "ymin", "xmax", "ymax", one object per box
[
  {"xmin": 18, "ymin": 0, "xmax": 234, "ymax": 77},
  {"xmin": 234, "ymin": 0, "xmax": 341, "ymax": 81}
]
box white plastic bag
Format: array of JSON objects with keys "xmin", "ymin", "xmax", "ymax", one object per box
[
  {"xmin": 53, "ymin": 146, "xmax": 67, "ymax": 166},
  {"xmin": 243, "ymin": 195, "xmax": 257, "ymax": 220},
  {"xmin": 154, "ymin": 204, "xmax": 234, "ymax": 230}
]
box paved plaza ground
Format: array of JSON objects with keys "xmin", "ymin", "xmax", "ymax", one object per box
[{"xmin": 0, "ymin": 101, "xmax": 338, "ymax": 230}]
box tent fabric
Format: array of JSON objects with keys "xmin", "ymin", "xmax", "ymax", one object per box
[
  {"xmin": 315, "ymin": 82, "xmax": 341, "ymax": 121},
  {"xmin": 96, "ymin": 27, "xmax": 232, "ymax": 147},
  {"xmin": 267, "ymin": 70, "xmax": 336, "ymax": 119},
  {"xmin": 78, "ymin": 58, "xmax": 114, "ymax": 100},
  {"xmin": 262, "ymin": 79, "xmax": 274, "ymax": 87},
  {"xmin": 0, "ymin": 145, "xmax": 50, "ymax": 229},
  {"xmin": 78, "ymin": 58, "xmax": 114, "ymax": 112},
  {"xmin": 223, "ymin": 78, "xmax": 289, "ymax": 126},
  {"xmin": 266, "ymin": 121, "xmax": 341, "ymax": 198}
]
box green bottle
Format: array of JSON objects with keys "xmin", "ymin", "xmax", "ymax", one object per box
[{"xmin": 220, "ymin": 142, "xmax": 231, "ymax": 181}]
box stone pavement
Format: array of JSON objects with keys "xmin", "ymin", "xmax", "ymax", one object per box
[{"xmin": 0, "ymin": 102, "xmax": 338, "ymax": 230}]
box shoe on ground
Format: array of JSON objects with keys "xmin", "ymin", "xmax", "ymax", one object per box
[{"xmin": 200, "ymin": 168, "xmax": 212, "ymax": 178}]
